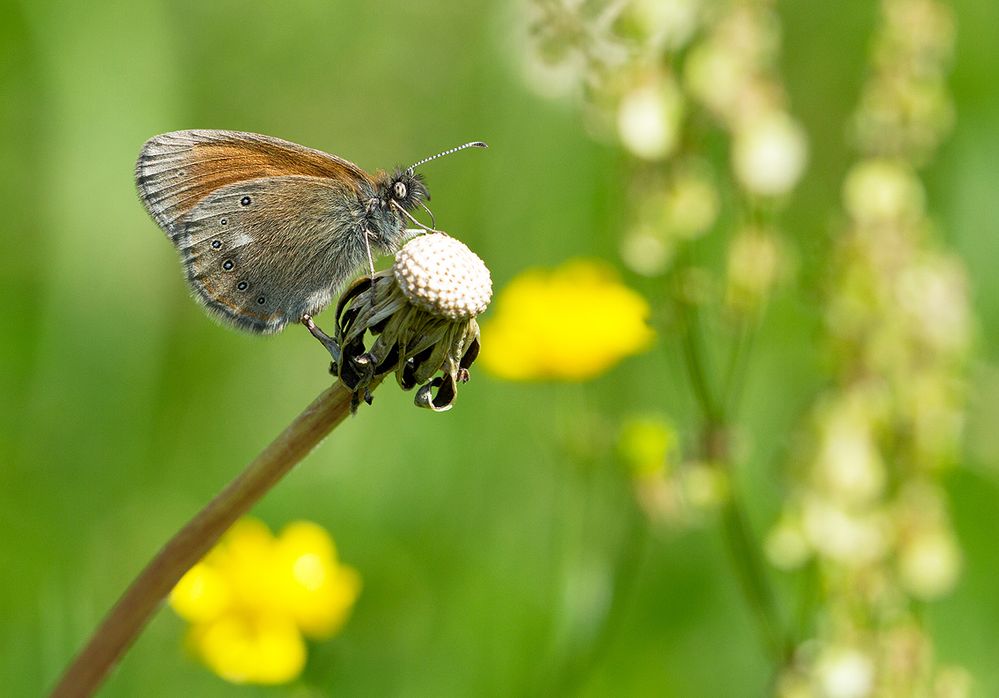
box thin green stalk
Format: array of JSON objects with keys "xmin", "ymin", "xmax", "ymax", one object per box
[
  {"xmin": 721, "ymin": 315, "xmax": 757, "ymax": 419},
  {"xmin": 679, "ymin": 299, "xmax": 787, "ymax": 664},
  {"xmin": 721, "ymin": 495, "xmax": 787, "ymax": 661},
  {"xmin": 678, "ymin": 302, "xmax": 722, "ymax": 423}
]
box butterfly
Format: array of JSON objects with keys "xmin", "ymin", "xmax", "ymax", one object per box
[{"xmin": 135, "ymin": 129, "xmax": 485, "ymax": 352}]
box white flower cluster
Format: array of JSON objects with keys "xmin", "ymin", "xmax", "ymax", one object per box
[
  {"xmin": 683, "ymin": 3, "xmax": 807, "ymax": 197},
  {"xmin": 769, "ymin": 1, "xmax": 970, "ymax": 694},
  {"xmin": 518, "ymin": 0, "xmax": 804, "ymax": 291},
  {"xmin": 852, "ymin": 0, "xmax": 956, "ymax": 164}
]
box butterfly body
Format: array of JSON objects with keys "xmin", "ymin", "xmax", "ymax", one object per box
[{"xmin": 136, "ymin": 130, "xmax": 429, "ymax": 334}]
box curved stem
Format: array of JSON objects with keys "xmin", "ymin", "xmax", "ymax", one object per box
[
  {"xmin": 680, "ymin": 305, "xmax": 787, "ymax": 664},
  {"xmin": 721, "ymin": 315, "xmax": 756, "ymax": 419},
  {"xmin": 678, "ymin": 302, "xmax": 722, "ymax": 423},
  {"xmin": 720, "ymin": 494, "xmax": 787, "ymax": 661},
  {"xmin": 49, "ymin": 378, "xmax": 381, "ymax": 698}
]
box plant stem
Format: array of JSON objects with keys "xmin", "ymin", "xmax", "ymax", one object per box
[
  {"xmin": 49, "ymin": 378, "xmax": 380, "ymax": 698},
  {"xmin": 678, "ymin": 303, "xmax": 721, "ymax": 423},
  {"xmin": 720, "ymin": 492, "xmax": 787, "ymax": 661},
  {"xmin": 721, "ymin": 315, "xmax": 756, "ymax": 419},
  {"xmin": 679, "ymin": 302, "xmax": 787, "ymax": 664}
]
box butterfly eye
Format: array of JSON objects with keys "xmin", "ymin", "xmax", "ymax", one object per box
[{"xmin": 393, "ymin": 181, "xmax": 407, "ymax": 199}]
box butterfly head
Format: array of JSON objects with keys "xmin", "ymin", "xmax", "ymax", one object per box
[
  {"xmin": 371, "ymin": 142, "xmax": 486, "ymax": 240},
  {"xmin": 378, "ymin": 169, "xmax": 430, "ymax": 213}
]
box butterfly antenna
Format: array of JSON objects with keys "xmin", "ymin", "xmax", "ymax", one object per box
[{"xmin": 407, "ymin": 141, "xmax": 488, "ymax": 173}]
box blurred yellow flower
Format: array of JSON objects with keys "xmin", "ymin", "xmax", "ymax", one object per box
[
  {"xmin": 479, "ymin": 260, "xmax": 654, "ymax": 381},
  {"xmin": 618, "ymin": 415, "xmax": 677, "ymax": 477},
  {"xmin": 170, "ymin": 518, "xmax": 361, "ymax": 685}
]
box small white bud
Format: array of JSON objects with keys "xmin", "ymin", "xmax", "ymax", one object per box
[
  {"xmin": 732, "ymin": 111, "xmax": 807, "ymax": 196},
  {"xmin": 617, "ymin": 77, "xmax": 685, "ymax": 161}
]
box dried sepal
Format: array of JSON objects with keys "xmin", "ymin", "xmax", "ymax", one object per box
[{"xmin": 332, "ymin": 234, "xmax": 491, "ymax": 411}]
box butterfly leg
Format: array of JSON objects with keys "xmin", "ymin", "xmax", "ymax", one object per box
[{"xmin": 302, "ymin": 314, "xmax": 342, "ymax": 365}]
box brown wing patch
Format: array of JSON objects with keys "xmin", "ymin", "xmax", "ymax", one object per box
[{"xmin": 136, "ymin": 130, "xmax": 374, "ymax": 237}]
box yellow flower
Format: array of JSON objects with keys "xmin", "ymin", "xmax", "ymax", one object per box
[
  {"xmin": 170, "ymin": 518, "xmax": 361, "ymax": 685},
  {"xmin": 479, "ymin": 260, "xmax": 654, "ymax": 380}
]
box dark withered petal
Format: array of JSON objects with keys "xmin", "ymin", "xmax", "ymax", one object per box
[
  {"xmin": 415, "ymin": 374, "xmax": 458, "ymax": 412},
  {"xmin": 329, "ymin": 233, "xmax": 490, "ymax": 412},
  {"xmin": 400, "ymin": 358, "xmax": 418, "ymax": 391},
  {"xmin": 402, "ymin": 346, "xmax": 434, "ymax": 390},
  {"xmin": 338, "ymin": 351, "xmax": 374, "ymax": 392},
  {"xmin": 459, "ymin": 336, "xmax": 480, "ymax": 371},
  {"xmin": 408, "ymin": 340, "xmax": 452, "ymax": 388},
  {"xmin": 341, "ymin": 305, "xmax": 361, "ymax": 331},
  {"xmin": 335, "ymin": 276, "xmax": 373, "ymax": 320},
  {"xmin": 374, "ymin": 343, "xmax": 401, "ymax": 375},
  {"xmin": 345, "ymin": 333, "xmax": 366, "ymax": 358}
]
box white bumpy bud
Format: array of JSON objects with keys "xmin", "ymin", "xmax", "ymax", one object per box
[{"xmin": 393, "ymin": 234, "xmax": 493, "ymax": 320}]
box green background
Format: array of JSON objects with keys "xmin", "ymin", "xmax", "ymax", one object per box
[{"xmin": 2, "ymin": 0, "xmax": 998, "ymax": 695}]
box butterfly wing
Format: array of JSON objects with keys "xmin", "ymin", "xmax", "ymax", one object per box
[
  {"xmin": 135, "ymin": 129, "xmax": 374, "ymax": 237},
  {"xmin": 179, "ymin": 175, "xmax": 373, "ymax": 334},
  {"xmin": 136, "ymin": 130, "xmax": 380, "ymax": 334}
]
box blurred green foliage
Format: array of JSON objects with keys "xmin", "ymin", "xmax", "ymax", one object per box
[{"xmin": 2, "ymin": 0, "xmax": 999, "ymax": 696}]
